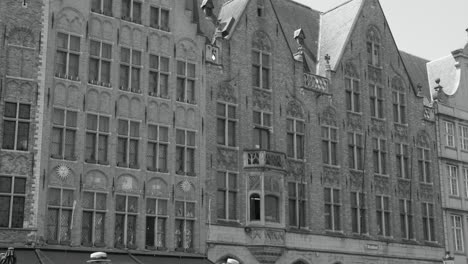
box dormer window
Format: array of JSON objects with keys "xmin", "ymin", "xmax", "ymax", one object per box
[{"xmin": 366, "ymin": 26, "xmax": 381, "ymax": 66}]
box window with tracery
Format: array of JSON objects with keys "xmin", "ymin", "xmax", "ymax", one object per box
[{"xmin": 367, "ymin": 26, "xmax": 381, "ymax": 66}]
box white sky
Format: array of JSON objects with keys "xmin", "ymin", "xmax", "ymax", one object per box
[{"xmin": 292, "ymin": 0, "xmax": 468, "ymax": 60}]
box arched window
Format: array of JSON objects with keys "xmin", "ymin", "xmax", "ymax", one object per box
[
  {"xmin": 391, "ymin": 77, "xmax": 406, "ymax": 124},
  {"xmin": 250, "ymin": 194, "xmax": 261, "ymax": 221},
  {"xmin": 265, "ymin": 195, "xmax": 279, "ymax": 222},
  {"xmin": 367, "ymin": 26, "xmax": 381, "ymax": 66}
]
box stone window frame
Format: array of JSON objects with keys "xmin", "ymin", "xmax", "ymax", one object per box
[
  {"xmin": 2, "ymin": 101, "xmax": 31, "ymax": 151},
  {"xmin": 116, "ymin": 118, "xmax": 140, "ymax": 169},
  {"xmin": 148, "ymin": 54, "xmax": 170, "ymax": 99},
  {"xmin": 149, "ymin": 5, "xmax": 170, "ymax": 32},
  {"xmin": 145, "ymin": 197, "xmax": 169, "ymax": 249},
  {"xmin": 350, "ymin": 191, "xmax": 366, "ymax": 234},
  {"xmin": 114, "ymin": 194, "xmax": 139, "ymax": 248},
  {"xmin": 459, "ymin": 124, "xmax": 468, "ymax": 151},
  {"xmin": 345, "ymin": 74, "xmax": 360, "ymax": 113},
  {"xmin": 146, "ymin": 123, "xmax": 169, "ymax": 173},
  {"xmin": 81, "ymin": 190, "xmax": 108, "ymax": 247},
  {"xmin": 121, "ymin": 0, "xmax": 142, "ymax": 24},
  {"xmin": 288, "ymin": 181, "xmax": 306, "ymax": 228},
  {"xmin": 421, "ymin": 202, "xmax": 435, "ymax": 242},
  {"xmin": 217, "ymin": 171, "xmax": 238, "ymax": 221},
  {"xmin": 55, "ymin": 32, "xmax": 81, "ymax": 80},
  {"xmin": 175, "ymin": 128, "xmax": 196, "ymax": 176},
  {"xmin": 376, "ymin": 195, "xmax": 391, "ymax": 237},
  {"xmin": 176, "ymin": 59, "xmax": 196, "ymax": 104},
  {"xmin": 321, "ymin": 125, "xmax": 338, "ymax": 166},
  {"xmin": 348, "ymin": 132, "xmax": 363, "ymax": 170},
  {"xmin": 51, "ymin": 107, "xmax": 78, "ymax": 160},
  {"xmin": 451, "ymin": 214, "xmax": 464, "ymax": 252},
  {"xmin": 253, "ymin": 110, "xmax": 272, "ymax": 150},
  {"xmin": 372, "ymin": 137, "xmax": 387, "ymax": 175},
  {"xmin": 399, "ymin": 198, "xmax": 414, "ymax": 240},
  {"xmin": 324, "ymin": 187, "xmax": 341, "ymax": 231},
  {"xmin": 85, "ymin": 112, "xmax": 110, "ymax": 164},
  {"xmin": 418, "ymin": 146, "xmax": 431, "ymax": 183},
  {"xmin": 448, "ymin": 164, "xmax": 459, "ymax": 196},
  {"xmin": 174, "ymin": 200, "xmax": 196, "ymax": 250},
  {"xmin": 366, "ymin": 25, "xmax": 382, "ymax": 67},
  {"xmin": 88, "ymin": 39, "xmax": 112, "ymax": 87},
  {"xmin": 443, "ymin": 121, "xmax": 455, "ymax": 147},
  {"xmin": 90, "ymin": 0, "xmax": 113, "ymax": 16},
  {"xmin": 464, "ymin": 167, "xmax": 468, "ymax": 198},
  {"xmin": 0, "ymin": 175, "xmax": 26, "ymax": 228},
  {"xmin": 217, "ymin": 102, "xmax": 237, "ymax": 147},
  {"xmin": 369, "ymin": 83, "xmax": 384, "ymax": 119},
  {"xmin": 395, "ymin": 143, "xmax": 409, "ymax": 179},
  {"xmin": 119, "ymin": 46, "xmax": 142, "ymax": 93},
  {"xmin": 286, "ymin": 118, "xmax": 305, "ymax": 160},
  {"xmin": 46, "ymin": 187, "xmax": 75, "ymax": 244},
  {"xmin": 251, "ymin": 48, "xmax": 271, "ymax": 90},
  {"xmin": 391, "ymin": 77, "xmax": 407, "ymax": 125}
]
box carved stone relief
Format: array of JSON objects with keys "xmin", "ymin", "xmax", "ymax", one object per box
[
  {"xmin": 248, "ymin": 245, "xmax": 284, "ymax": 264},
  {"xmin": 416, "ymin": 130, "xmax": 431, "ymax": 148},
  {"xmin": 56, "ymin": 7, "xmax": 84, "ymax": 33},
  {"xmin": 217, "ymin": 81, "xmax": 237, "ymax": 103},
  {"xmin": 176, "ymin": 38, "xmax": 197, "ymax": 61},
  {"xmin": 323, "ymin": 166, "xmax": 340, "ymax": 186},
  {"xmin": 50, "ymin": 164, "xmax": 75, "ymax": 186},
  {"xmin": 286, "ymin": 100, "xmax": 304, "ymax": 119},
  {"xmin": 344, "ymin": 62, "xmax": 359, "ymax": 78},
  {"xmin": 321, "ymin": 106, "xmax": 337, "ymax": 127},
  {"xmin": 397, "ymin": 179, "xmax": 411, "ymax": 198},
  {"xmin": 116, "ymin": 174, "xmax": 140, "ymax": 194},
  {"xmin": 8, "ymin": 27, "xmax": 35, "ymax": 47},
  {"xmin": 368, "ymin": 66, "xmax": 382, "ymax": 84},
  {"xmin": 419, "ymin": 183, "xmax": 433, "ymax": 201},
  {"xmin": 350, "ymin": 170, "xmax": 364, "ymax": 189},
  {"xmin": 4, "ymin": 79, "xmax": 34, "ymax": 102},
  {"xmin": 287, "ymin": 160, "xmax": 305, "ymax": 179},
  {"xmin": 394, "ymin": 123, "xmax": 408, "ymax": 140},
  {"xmin": 374, "ymin": 175, "xmax": 390, "ymax": 194},
  {"xmin": 371, "ymin": 118, "xmax": 385, "ymax": 137},
  {"xmin": 83, "ymin": 170, "xmax": 108, "ymax": 190},
  {"xmin": 252, "ymin": 89, "xmax": 272, "ymax": 111},
  {"xmin": 347, "ymin": 112, "xmax": 362, "ymax": 131},
  {"xmin": 217, "ymin": 148, "xmax": 238, "ymax": 171},
  {"xmin": 146, "ymin": 178, "xmax": 169, "ymax": 197},
  {"xmin": 0, "ymin": 153, "xmax": 30, "ymax": 175},
  {"xmin": 249, "ymin": 175, "xmax": 261, "ymax": 190},
  {"xmin": 175, "ymin": 179, "xmax": 195, "ymax": 200}
]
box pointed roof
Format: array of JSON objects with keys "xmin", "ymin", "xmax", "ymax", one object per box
[
  {"xmin": 217, "ymin": 0, "xmax": 250, "ymax": 39},
  {"xmin": 318, "ymin": 0, "xmax": 364, "ymax": 76},
  {"xmin": 399, "ymin": 50, "xmax": 431, "ymax": 99},
  {"xmin": 427, "ymin": 55, "xmax": 460, "ymax": 99}
]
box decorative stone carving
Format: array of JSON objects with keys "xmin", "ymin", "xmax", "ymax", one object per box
[
  {"xmin": 323, "ymin": 166, "xmax": 340, "ymax": 186},
  {"xmin": 371, "ymin": 118, "xmax": 385, "ymax": 136},
  {"xmin": 265, "ymin": 152, "xmax": 284, "ymax": 168},
  {"xmin": 391, "ymin": 77, "xmax": 405, "ymax": 91},
  {"xmin": 350, "ymin": 170, "xmax": 364, "ymax": 189},
  {"xmin": 252, "ymin": 89, "xmax": 272, "ymax": 111},
  {"xmin": 419, "ymin": 183, "xmax": 433, "ymax": 201},
  {"xmin": 347, "ymin": 112, "xmax": 362, "ymax": 130},
  {"xmin": 249, "ymin": 175, "xmax": 261, "ymax": 190},
  {"xmin": 0, "ymin": 153, "xmax": 30, "ymax": 175},
  {"xmin": 397, "ymin": 179, "xmax": 411, "ymax": 198},
  {"xmin": 217, "ymin": 147, "xmax": 238, "ymax": 171},
  {"xmin": 50, "ymin": 164, "xmax": 75, "ymax": 186},
  {"xmin": 84, "ymin": 170, "xmax": 108, "ymax": 190},
  {"xmin": 374, "ymin": 175, "xmax": 390, "ymax": 194},
  {"xmin": 8, "ymin": 27, "xmax": 35, "ymax": 47},
  {"xmin": 416, "ymin": 130, "xmax": 431, "ymax": 148},
  {"xmin": 423, "ymin": 107, "xmax": 435, "ymax": 122},
  {"xmin": 56, "ymin": 7, "xmax": 85, "ymax": 33},
  {"xmin": 248, "ymin": 246, "xmax": 284, "ymax": 264},
  {"xmin": 286, "ymin": 100, "xmax": 304, "ymax": 119},
  {"xmin": 176, "ymin": 38, "xmax": 198, "ymax": 61},
  {"xmin": 175, "ymin": 179, "xmax": 195, "ymax": 200},
  {"xmin": 4, "ymin": 79, "xmax": 34, "ymax": 103},
  {"xmin": 367, "ymin": 25, "xmax": 381, "ymax": 43},
  {"xmin": 321, "ymin": 106, "xmax": 337, "ymax": 127},
  {"xmin": 116, "ymin": 175, "xmax": 140, "ymax": 194},
  {"xmin": 252, "ymin": 31, "xmax": 271, "ymax": 51},
  {"xmin": 394, "ymin": 123, "xmax": 408, "ymax": 139},
  {"xmin": 368, "ymin": 66, "xmax": 382, "ymax": 84},
  {"xmin": 287, "ymin": 160, "xmax": 305, "ymax": 179},
  {"xmin": 246, "ymin": 229, "xmax": 262, "ymax": 240},
  {"xmin": 146, "ymin": 178, "xmax": 168, "ymax": 197},
  {"xmin": 218, "ymin": 81, "xmax": 237, "ymax": 103},
  {"xmin": 265, "ymin": 229, "xmax": 285, "ymax": 243},
  {"xmin": 344, "ymin": 62, "xmax": 359, "ymax": 78}
]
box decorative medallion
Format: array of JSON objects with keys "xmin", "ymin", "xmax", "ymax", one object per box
[
  {"xmin": 181, "ymin": 179, "xmax": 192, "ymax": 192},
  {"xmin": 347, "ymin": 112, "xmax": 362, "ymax": 131},
  {"xmin": 252, "ymin": 89, "xmax": 272, "ymax": 111},
  {"xmin": 56, "ymin": 164, "xmax": 71, "ymax": 180},
  {"xmin": 371, "ymin": 118, "xmax": 385, "ymax": 136},
  {"xmin": 394, "ymin": 123, "xmax": 408, "ymax": 139}
]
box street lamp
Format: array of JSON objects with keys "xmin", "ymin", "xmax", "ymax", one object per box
[{"xmin": 442, "ymin": 251, "xmax": 454, "ymax": 264}]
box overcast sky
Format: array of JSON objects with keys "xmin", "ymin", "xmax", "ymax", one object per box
[{"xmin": 292, "ymin": 0, "xmax": 468, "ymax": 60}]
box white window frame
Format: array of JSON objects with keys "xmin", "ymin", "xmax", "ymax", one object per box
[
  {"xmin": 373, "ymin": 138, "xmax": 387, "ymax": 175},
  {"xmin": 444, "ymin": 121, "xmax": 455, "ymax": 147},
  {"xmin": 148, "ymin": 54, "xmax": 170, "ymax": 98},
  {"xmin": 89, "ymin": 39, "xmax": 112, "ymax": 86},
  {"xmin": 345, "ymin": 76, "xmax": 360, "ymax": 113},
  {"xmin": 369, "ymin": 83, "xmax": 384, "ymax": 119},
  {"xmin": 119, "ymin": 47, "xmax": 142, "ymax": 93},
  {"xmin": 448, "ymin": 164, "xmax": 459, "ymax": 196},
  {"xmin": 459, "ymin": 125, "xmax": 468, "ymax": 151},
  {"xmin": 176, "ymin": 60, "xmax": 196, "ymax": 104},
  {"xmin": 376, "ymin": 195, "xmax": 391, "ymax": 237},
  {"xmin": 324, "ymin": 188, "xmax": 341, "ymax": 231},
  {"xmin": 55, "ymin": 32, "xmax": 81, "ymax": 80},
  {"xmin": 85, "ymin": 113, "xmax": 110, "ymax": 164},
  {"xmin": 217, "ymin": 102, "xmax": 237, "ymax": 147},
  {"xmin": 399, "ymin": 199, "xmax": 413, "ymax": 240},
  {"xmin": 351, "ymin": 191, "xmax": 366, "ymax": 234}
]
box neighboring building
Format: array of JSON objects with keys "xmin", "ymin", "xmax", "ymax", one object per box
[
  {"xmin": 202, "ymin": 0, "xmax": 444, "ymax": 263},
  {"xmin": 428, "ymin": 31, "xmax": 468, "ymax": 264}
]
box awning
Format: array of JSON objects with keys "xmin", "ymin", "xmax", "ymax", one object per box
[{"xmin": 134, "ymin": 254, "xmax": 213, "ymax": 264}]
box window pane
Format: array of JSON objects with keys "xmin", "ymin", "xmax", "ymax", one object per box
[
  {"xmin": 14, "ymin": 178, "xmax": 26, "ymax": 194},
  {"xmin": 0, "ymin": 177, "xmax": 12, "ymax": 193},
  {"xmin": 0, "ymin": 196, "xmax": 11, "ymax": 227}
]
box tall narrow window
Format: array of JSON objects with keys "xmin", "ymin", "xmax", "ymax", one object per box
[
  {"xmin": 288, "ymin": 182, "xmax": 306, "ymax": 228},
  {"xmin": 119, "ymin": 47, "xmax": 142, "ymax": 93},
  {"xmin": 175, "ymin": 129, "xmax": 196, "ymax": 175},
  {"xmin": 149, "ymin": 54, "xmax": 169, "ymax": 98},
  {"xmin": 287, "ymin": 119, "xmax": 305, "ymax": 159},
  {"xmin": 91, "ymin": 0, "xmax": 113, "ymax": 15},
  {"xmin": 422, "ymin": 202, "xmax": 435, "ymax": 241},
  {"xmin": 372, "ymin": 138, "xmax": 387, "ymax": 175},
  {"xmin": 175, "ymin": 201, "xmax": 195, "ymax": 249},
  {"xmin": 51, "ymin": 108, "xmax": 77, "ymax": 160},
  {"xmin": 324, "ymin": 188, "xmax": 341, "ymax": 231},
  {"xmin": 395, "ymin": 143, "xmax": 409, "ymax": 179},
  {"xmin": 176, "ymin": 60, "xmax": 196, "ymax": 103},
  {"xmin": 85, "ymin": 114, "xmax": 109, "ymax": 164},
  {"xmin": 147, "ymin": 125, "xmax": 168, "ymax": 172},
  {"xmin": 252, "ymin": 49, "xmax": 270, "ymax": 90},
  {"xmin": 217, "ymin": 171, "xmax": 238, "ymax": 220},
  {"xmin": 392, "ymin": 78, "xmax": 406, "ymax": 124},
  {"xmin": 0, "ymin": 176, "xmax": 26, "ymax": 228},
  {"xmin": 444, "ymin": 121, "xmax": 455, "ymax": 147},
  {"xmin": 451, "ymin": 215, "xmax": 464, "ymax": 252},
  {"xmin": 217, "ymin": 103, "xmax": 237, "ymax": 147},
  {"xmin": 250, "ymin": 194, "xmax": 261, "ymax": 221},
  {"xmin": 47, "ymin": 188, "xmax": 74, "ymax": 244},
  {"xmin": 448, "ymin": 165, "xmax": 459, "ymax": 196},
  {"xmin": 464, "ymin": 168, "xmax": 468, "ymax": 197},
  {"xmin": 55, "ymin": 33, "xmax": 80, "ymax": 79},
  {"xmin": 376, "ymin": 195, "xmax": 391, "ymax": 236},
  {"xmin": 253, "ymin": 111, "xmax": 271, "ymax": 149},
  {"xmin": 117, "ymin": 119, "xmax": 140, "ymax": 168},
  {"xmin": 348, "ymin": 132, "xmax": 363, "ymax": 170},
  {"xmin": 460, "ymin": 125, "xmax": 468, "ymax": 151},
  {"xmin": 81, "ymin": 191, "xmax": 106, "ymax": 246},
  {"xmin": 351, "ymin": 192, "xmax": 366, "ymax": 234},
  {"xmin": 2, "ymin": 102, "xmax": 30, "ymax": 151},
  {"xmin": 366, "ymin": 26, "xmax": 381, "ymax": 66},
  {"xmin": 121, "ymin": 0, "xmax": 141, "ymax": 23},
  {"xmin": 399, "ymin": 199, "xmax": 413, "ymax": 240},
  {"xmin": 345, "ymin": 76, "xmax": 360, "ymax": 112},
  {"xmin": 369, "ymin": 84, "xmax": 384, "ymax": 118},
  {"xmin": 150, "ymin": 6, "xmax": 170, "ymax": 31},
  {"xmin": 89, "ymin": 40, "xmax": 112, "ymax": 86},
  {"xmin": 145, "ymin": 198, "xmax": 168, "ymax": 248},
  {"xmin": 115, "ymin": 195, "xmax": 138, "ymax": 248},
  {"xmin": 418, "ymin": 146, "xmax": 431, "ymax": 183},
  {"xmin": 322, "ymin": 126, "xmax": 338, "ymax": 165}
]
